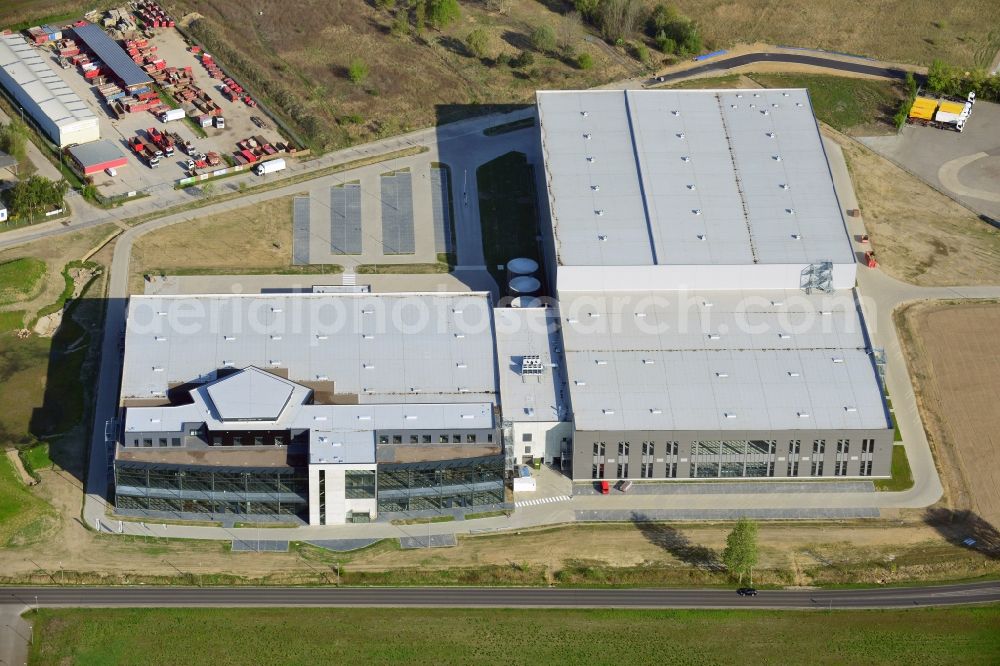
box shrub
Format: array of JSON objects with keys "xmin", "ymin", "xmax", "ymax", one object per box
[
  {"xmin": 511, "ymin": 50, "xmax": 534, "ymax": 68},
  {"xmin": 628, "ymin": 40, "xmax": 651, "ymax": 66},
  {"xmin": 530, "ymin": 25, "xmax": 557, "ymax": 54},
  {"xmin": 654, "ymin": 32, "xmax": 676, "ymax": 54},
  {"xmin": 466, "ymin": 27, "xmax": 490, "ymax": 58},
  {"xmin": 577, "ymin": 52, "xmax": 594, "ymax": 70},
  {"xmin": 644, "ymin": 3, "xmax": 700, "ymax": 55},
  {"xmin": 428, "ymin": 0, "xmax": 460, "ymax": 29},
  {"xmin": 375, "ymin": 0, "xmax": 396, "ymax": 9},
  {"xmin": 348, "ymin": 58, "xmax": 368, "ymax": 84},
  {"xmin": 390, "ymin": 11, "xmax": 410, "ymax": 37}
]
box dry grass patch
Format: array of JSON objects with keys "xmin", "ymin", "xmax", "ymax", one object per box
[
  {"xmin": 832, "ymin": 131, "xmax": 1000, "ymax": 285},
  {"xmin": 671, "ymin": 0, "xmax": 1000, "ymax": 69},
  {"xmin": 895, "ymin": 301, "xmax": 1000, "ymax": 523},
  {"xmin": 131, "ymin": 196, "xmax": 297, "ymax": 282}
]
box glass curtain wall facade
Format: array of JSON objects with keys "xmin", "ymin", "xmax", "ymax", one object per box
[
  {"xmin": 690, "ymin": 440, "xmax": 777, "ymax": 478},
  {"xmin": 376, "ymin": 455, "xmax": 505, "ymax": 512},
  {"xmin": 115, "ymin": 463, "xmax": 309, "ymax": 518}
]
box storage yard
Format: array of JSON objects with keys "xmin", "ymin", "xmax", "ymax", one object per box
[{"xmin": 0, "ymin": 5, "xmax": 290, "ymax": 198}]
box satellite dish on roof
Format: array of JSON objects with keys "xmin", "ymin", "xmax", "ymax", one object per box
[
  {"xmin": 509, "ymin": 276, "xmax": 540, "ymax": 295},
  {"xmin": 507, "ymin": 257, "xmax": 538, "ymax": 275}
]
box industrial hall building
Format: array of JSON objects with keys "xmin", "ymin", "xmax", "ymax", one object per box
[
  {"xmin": 535, "ymin": 88, "xmax": 894, "ymax": 482},
  {"xmin": 114, "ymin": 291, "xmax": 512, "ymax": 525}
]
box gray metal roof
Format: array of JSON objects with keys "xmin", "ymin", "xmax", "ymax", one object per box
[
  {"xmin": 72, "ymin": 22, "xmax": 152, "ymax": 88},
  {"xmin": 560, "ymin": 289, "xmax": 889, "ymax": 432},
  {"xmin": 122, "ymin": 292, "xmax": 498, "ymax": 404},
  {"xmin": 68, "ymin": 139, "xmax": 125, "ymax": 166},
  {"xmin": 123, "ymin": 369, "xmax": 494, "ymax": 465},
  {"xmin": 493, "ymin": 307, "xmax": 570, "ymax": 423},
  {"xmin": 536, "ymin": 89, "xmax": 854, "ymax": 268},
  {"xmin": 205, "ymin": 367, "xmax": 297, "ymax": 421},
  {"xmin": 0, "ymin": 33, "xmax": 98, "ymax": 130}
]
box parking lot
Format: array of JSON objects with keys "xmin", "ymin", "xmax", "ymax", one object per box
[
  {"xmin": 35, "ymin": 19, "xmax": 285, "ymax": 198},
  {"xmin": 861, "ymin": 99, "xmax": 1000, "ymax": 222}
]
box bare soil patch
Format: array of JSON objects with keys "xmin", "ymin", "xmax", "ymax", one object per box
[
  {"xmin": 832, "ymin": 132, "xmax": 1000, "ymax": 286},
  {"xmin": 895, "ymin": 301, "xmax": 1000, "ymax": 526}
]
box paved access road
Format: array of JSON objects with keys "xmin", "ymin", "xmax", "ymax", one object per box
[
  {"xmin": 3, "ymin": 581, "xmax": 1000, "ymax": 610},
  {"xmin": 649, "ymin": 51, "xmax": 910, "ymax": 85}
]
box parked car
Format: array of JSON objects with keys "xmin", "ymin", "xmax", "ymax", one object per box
[
  {"xmin": 617, "ymin": 480, "xmax": 633, "ymax": 493},
  {"xmin": 736, "ymin": 588, "xmax": 758, "ymax": 597},
  {"xmin": 105, "ymin": 167, "xmax": 117, "ymax": 177},
  {"xmin": 599, "ymin": 480, "xmax": 610, "ymax": 495}
]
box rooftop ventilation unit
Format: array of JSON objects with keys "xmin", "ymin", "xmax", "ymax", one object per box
[
  {"xmin": 597, "ymin": 234, "xmax": 608, "ymax": 241},
  {"xmin": 788, "ymin": 371, "xmax": 800, "ymax": 377},
  {"xmin": 591, "ymin": 185, "xmax": 600, "ymax": 191},
  {"xmin": 583, "ymin": 133, "xmax": 592, "ymax": 139},
  {"xmin": 521, "ymin": 355, "xmax": 544, "ymax": 376}
]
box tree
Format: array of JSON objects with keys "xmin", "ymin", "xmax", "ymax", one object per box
[
  {"xmin": 530, "ymin": 25, "xmax": 557, "ymax": 54},
  {"xmin": 595, "ymin": 0, "xmax": 644, "ymax": 44},
  {"xmin": 645, "ymin": 3, "xmax": 701, "ymax": 55},
  {"xmin": 577, "ymin": 52, "xmax": 594, "ymax": 70},
  {"xmin": 646, "ymin": 3, "xmax": 678, "ymax": 36},
  {"xmin": 428, "ymin": 0, "xmax": 460, "ymax": 29},
  {"xmin": 722, "ymin": 518, "xmax": 759, "ymax": 586},
  {"xmin": 348, "ymin": 58, "xmax": 368, "ymax": 84},
  {"xmin": 6, "ymin": 175, "xmax": 68, "ymax": 221},
  {"xmin": 466, "ymin": 27, "xmax": 490, "ymax": 58},
  {"xmin": 0, "ymin": 119, "xmax": 28, "ymax": 165}
]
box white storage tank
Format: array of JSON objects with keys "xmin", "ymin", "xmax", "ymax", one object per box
[
  {"xmin": 507, "ymin": 257, "xmax": 539, "ymax": 276},
  {"xmin": 511, "ymin": 296, "xmax": 542, "ymax": 308},
  {"xmin": 509, "ymin": 276, "xmax": 540, "ymax": 295}
]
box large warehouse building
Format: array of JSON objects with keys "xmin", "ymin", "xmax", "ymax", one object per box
[
  {"xmin": 0, "ymin": 33, "xmax": 100, "ymax": 147},
  {"xmin": 114, "ymin": 291, "xmax": 509, "ymax": 524},
  {"xmin": 535, "ymin": 89, "xmax": 893, "ymax": 481}
]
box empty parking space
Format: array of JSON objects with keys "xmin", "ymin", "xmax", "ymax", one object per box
[
  {"xmin": 330, "ymin": 183, "xmax": 363, "ymax": 255},
  {"xmin": 430, "ymin": 166, "xmax": 454, "ymax": 255},
  {"xmin": 292, "ymin": 196, "xmax": 310, "ymax": 265},
  {"xmin": 380, "ymin": 170, "xmax": 415, "ymax": 255}
]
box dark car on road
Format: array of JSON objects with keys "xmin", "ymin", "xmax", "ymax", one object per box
[{"xmin": 736, "ymin": 588, "xmax": 758, "ymax": 597}]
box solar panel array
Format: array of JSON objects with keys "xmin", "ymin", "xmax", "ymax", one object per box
[
  {"xmin": 292, "ymin": 196, "xmax": 310, "ymax": 265},
  {"xmin": 430, "ymin": 167, "xmax": 454, "ymax": 254},
  {"xmin": 330, "ymin": 184, "xmax": 362, "ymax": 255},
  {"xmin": 381, "ymin": 171, "xmax": 415, "ymax": 255}
]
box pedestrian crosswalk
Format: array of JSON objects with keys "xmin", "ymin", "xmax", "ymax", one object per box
[
  {"xmin": 515, "ymin": 495, "xmax": 572, "ymax": 508},
  {"xmin": 342, "ymin": 272, "xmax": 357, "ymax": 286}
]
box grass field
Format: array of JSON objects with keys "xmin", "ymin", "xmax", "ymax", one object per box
[
  {"xmin": 30, "ymin": 606, "xmax": 1000, "ymax": 665},
  {"xmin": 476, "ymin": 151, "xmax": 544, "ymax": 288},
  {"xmin": 668, "ymin": 0, "xmax": 1000, "ymax": 69},
  {"xmin": 129, "ymin": 196, "xmax": 339, "ymax": 290},
  {"xmin": 169, "ymin": 0, "xmax": 629, "ymax": 152},
  {"xmin": 667, "ymin": 73, "xmax": 904, "ymax": 135},
  {"xmin": 874, "ymin": 445, "xmax": 914, "ymax": 492},
  {"xmin": 749, "ymin": 73, "xmax": 903, "ymax": 135},
  {"xmin": 0, "ymin": 258, "xmax": 46, "ymax": 306},
  {"xmin": 0, "ymin": 452, "xmax": 55, "ymax": 547},
  {"xmin": 895, "ymin": 302, "xmax": 1000, "ymax": 523}
]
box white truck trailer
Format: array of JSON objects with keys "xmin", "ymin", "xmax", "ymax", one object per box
[
  {"xmin": 253, "ymin": 157, "xmax": 286, "ymax": 176},
  {"xmin": 159, "ymin": 107, "xmax": 186, "ymax": 123}
]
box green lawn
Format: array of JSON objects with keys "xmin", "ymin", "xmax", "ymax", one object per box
[
  {"xmin": 874, "ymin": 444, "xmax": 915, "ymax": 492},
  {"xmin": 0, "ymin": 257, "xmax": 46, "ymax": 306},
  {"xmin": 476, "ymin": 151, "xmax": 544, "ymax": 288},
  {"xmin": 0, "ymin": 451, "xmax": 54, "ymax": 547},
  {"xmin": 21, "ymin": 442, "xmax": 51, "ymax": 474},
  {"xmin": 748, "ymin": 74, "xmax": 904, "ymax": 133},
  {"xmin": 30, "ymin": 606, "xmax": 1000, "ymax": 665}
]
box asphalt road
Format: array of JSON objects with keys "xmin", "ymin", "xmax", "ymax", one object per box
[
  {"xmin": 649, "ymin": 52, "xmax": 910, "ymax": 85},
  {"xmin": 3, "ymin": 582, "xmax": 1000, "ymax": 610}
]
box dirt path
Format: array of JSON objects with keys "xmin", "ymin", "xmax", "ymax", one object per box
[{"xmin": 6, "ymin": 448, "xmax": 35, "ymax": 487}]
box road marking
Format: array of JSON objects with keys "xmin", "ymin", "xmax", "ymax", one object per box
[{"xmin": 515, "ymin": 495, "xmax": 572, "ymax": 508}]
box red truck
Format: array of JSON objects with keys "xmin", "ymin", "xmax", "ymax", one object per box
[
  {"xmin": 146, "ymin": 127, "xmax": 174, "ymax": 157},
  {"xmin": 129, "ymin": 137, "xmax": 161, "ymax": 167}
]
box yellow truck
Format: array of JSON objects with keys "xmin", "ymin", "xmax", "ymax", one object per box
[{"xmin": 907, "ymin": 92, "xmax": 976, "ymax": 132}]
